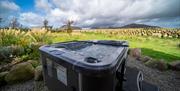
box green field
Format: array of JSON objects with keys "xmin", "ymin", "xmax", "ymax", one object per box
[
  {"xmin": 53, "ymin": 32, "xmax": 180, "ymax": 62},
  {"xmin": 0, "ymin": 29, "xmax": 180, "ymax": 63}
]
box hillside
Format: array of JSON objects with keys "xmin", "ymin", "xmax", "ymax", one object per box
[
  {"xmin": 91, "ymin": 23, "xmax": 160, "ymax": 29},
  {"xmin": 120, "ymin": 23, "xmax": 160, "ymax": 28}
]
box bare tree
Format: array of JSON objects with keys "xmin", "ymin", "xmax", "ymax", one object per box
[
  {"xmin": 43, "ymin": 19, "xmax": 48, "ymax": 30},
  {"xmin": 0, "ymin": 18, "xmax": 2, "ymax": 28},
  {"xmin": 0, "ymin": 17, "xmax": 2, "ymax": 23},
  {"xmin": 9, "ymin": 17, "xmax": 19, "ymax": 29},
  {"xmin": 66, "ymin": 20, "xmax": 74, "ymax": 34}
]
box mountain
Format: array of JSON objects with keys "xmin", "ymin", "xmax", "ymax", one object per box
[
  {"xmin": 120, "ymin": 23, "xmax": 160, "ymax": 28},
  {"xmin": 90, "ymin": 23, "xmax": 160, "ymax": 29}
]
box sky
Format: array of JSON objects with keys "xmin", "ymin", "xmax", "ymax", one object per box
[{"xmin": 0, "ymin": 0, "xmax": 180, "ymax": 28}]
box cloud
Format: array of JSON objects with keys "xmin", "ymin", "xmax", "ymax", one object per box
[
  {"xmin": 0, "ymin": 0, "xmax": 20, "ymax": 17},
  {"xmin": 0, "ymin": 1, "xmax": 20, "ymax": 11},
  {"xmin": 35, "ymin": 0, "xmax": 52, "ymax": 12},
  {"xmin": 18, "ymin": 9, "xmax": 79, "ymax": 27},
  {"xmin": 19, "ymin": 0, "xmax": 180, "ymax": 28},
  {"xmin": 19, "ymin": 12, "xmax": 44, "ymax": 27},
  {"xmin": 51, "ymin": 0, "xmax": 73, "ymax": 11},
  {"xmin": 0, "ymin": 0, "xmax": 20, "ymax": 27},
  {"xmin": 143, "ymin": 17, "xmax": 180, "ymax": 28}
]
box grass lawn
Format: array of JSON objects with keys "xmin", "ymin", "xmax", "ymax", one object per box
[
  {"xmin": 1, "ymin": 29, "xmax": 179, "ymax": 63},
  {"xmin": 52, "ymin": 32, "xmax": 180, "ymax": 63}
]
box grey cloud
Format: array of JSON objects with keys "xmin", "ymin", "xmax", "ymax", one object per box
[
  {"xmin": 143, "ymin": 17, "xmax": 180, "ymax": 28},
  {"xmin": 35, "ymin": 0, "xmax": 52, "ymax": 13},
  {"xmin": 20, "ymin": 0, "xmax": 180, "ymax": 28}
]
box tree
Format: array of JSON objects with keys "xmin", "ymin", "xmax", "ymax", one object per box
[
  {"xmin": 9, "ymin": 17, "xmax": 20, "ymax": 29},
  {"xmin": 0, "ymin": 17, "xmax": 2, "ymax": 23},
  {"xmin": 0, "ymin": 18, "xmax": 2, "ymax": 28},
  {"xmin": 43, "ymin": 19, "xmax": 48, "ymax": 29},
  {"xmin": 66, "ymin": 20, "xmax": 74, "ymax": 34}
]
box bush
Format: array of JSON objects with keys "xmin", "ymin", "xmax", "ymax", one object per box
[
  {"xmin": 27, "ymin": 42, "xmax": 45, "ymax": 60},
  {"xmin": 0, "ymin": 29, "xmax": 30, "ymax": 46},
  {"xmin": 0, "ymin": 29, "xmax": 53, "ymax": 47},
  {"xmin": 0, "ymin": 46, "xmax": 13, "ymax": 62},
  {"xmin": 28, "ymin": 30, "xmax": 53, "ymax": 44},
  {"xmin": 0, "ymin": 45, "xmax": 25, "ymax": 59},
  {"xmin": 11, "ymin": 45, "xmax": 25, "ymax": 56},
  {"xmin": 20, "ymin": 55, "xmax": 30, "ymax": 61},
  {"xmin": 0, "ymin": 29, "xmax": 53, "ymax": 62}
]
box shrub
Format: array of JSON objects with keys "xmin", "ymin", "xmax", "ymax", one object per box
[
  {"xmin": 0, "ymin": 45, "xmax": 25, "ymax": 64},
  {"xmin": 11, "ymin": 45, "xmax": 25, "ymax": 56},
  {"xmin": 20, "ymin": 55, "xmax": 30, "ymax": 61},
  {"xmin": 0, "ymin": 29, "xmax": 30, "ymax": 46},
  {"xmin": 27, "ymin": 42, "xmax": 45, "ymax": 60},
  {"xmin": 28, "ymin": 30, "xmax": 53, "ymax": 44},
  {"xmin": 0, "ymin": 46, "xmax": 13, "ymax": 62},
  {"xmin": 0, "ymin": 29, "xmax": 53, "ymax": 62}
]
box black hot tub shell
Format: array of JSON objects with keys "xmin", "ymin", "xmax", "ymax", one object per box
[{"xmin": 39, "ymin": 40, "xmax": 129, "ymax": 91}]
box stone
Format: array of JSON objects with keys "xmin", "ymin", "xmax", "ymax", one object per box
[
  {"xmin": 34, "ymin": 65, "xmax": 43, "ymax": 81},
  {"xmin": 145, "ymin": 59, "xmax": 168, "ymax": 71},
  {"xmin": 11, "ymin": 57, "xmax": 22, "ymax": 65},
  {"xmin": 169, "ymin": 61, "xmax": 180, "ymax": 71},
  {"xmin": 0, "ymin": 71, "xmax": 9, "ymax": 86},
  {"xmin": 27, "ymin": 60, "xmax": 39, "ymax": 68},
  {"xmin": 138, "ymin": 56, "xmax": 152, "ymax": 63},
  {"xmin": 129, "ymin": 48, "xmax": 141, "ymax": 59},
  {"xmin": 5, "ymin": 62, "xmax": 34, "ymax": 84}
]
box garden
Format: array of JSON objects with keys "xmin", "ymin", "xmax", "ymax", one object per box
[{"xmin": 0, "ymin": 28, "xmax": 180, "ymax": 87}]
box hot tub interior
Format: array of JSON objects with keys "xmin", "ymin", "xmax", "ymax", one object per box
[{"xmin": 51, "ymin": 41, "xmax": 122, "ymax": 61}]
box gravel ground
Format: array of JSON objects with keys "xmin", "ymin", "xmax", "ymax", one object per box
[
  {"xmin": 127, "ymin": 56, "xmax": 180, "ymax": 91},
  {"xmin": 0, "ymin": 80, "xmax": 48, "ymax": 91},
  {"xmin": 0, "ymin": 56, "xmax": 180, "ymax": 91}
]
